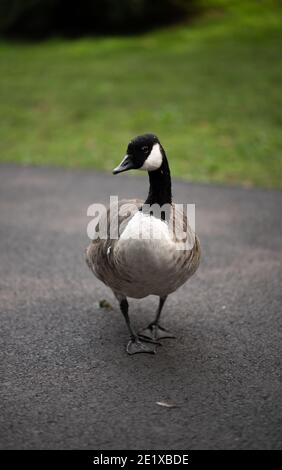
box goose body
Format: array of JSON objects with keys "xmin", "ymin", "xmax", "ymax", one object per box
[
  {"xmin": 87, "ymin": 201, "xmax": 200, "ymax": 299},
  {"xmin": 86, "ymin": 134, "xmax": 201, "ymax": 354}
]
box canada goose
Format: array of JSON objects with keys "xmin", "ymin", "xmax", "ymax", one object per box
[{"xmin": 86, "ymin": 134, "xmax": 200, "ymax": 355}]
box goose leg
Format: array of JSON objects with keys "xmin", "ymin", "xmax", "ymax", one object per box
[
  {"xmin": 118, "ymin": 297, "xmax": 160, "ymax": 355},
  {"xmin": 139, "ymin": 296, "xmax": 175, "ymax": 341}
]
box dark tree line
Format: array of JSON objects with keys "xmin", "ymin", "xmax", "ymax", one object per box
[{"xmin": 0, "ymin": 0, "xmax": 198, "ymax": 38}]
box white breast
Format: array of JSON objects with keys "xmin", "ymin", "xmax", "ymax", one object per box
[
  {"xmin": 115, "ymin": 212, "xmax": 182, "ymax": 297},
  {"xmin": 120, "ymin": 211, "xmax": 171, "ymax": 242}
]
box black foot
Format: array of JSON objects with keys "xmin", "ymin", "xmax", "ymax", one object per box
[
  {"xmin": 126, "ymin": 336, "xmax": 160, "ymax": 355},
  {"xmin": 139, "ymin": 323, "xmax": 176, "ymax": 341}
]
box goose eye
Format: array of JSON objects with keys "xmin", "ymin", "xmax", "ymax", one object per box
[{"xmin": 142, "ymin": 146, "xmax": 149, "ymax": 153}]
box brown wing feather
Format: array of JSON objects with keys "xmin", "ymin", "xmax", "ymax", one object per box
[{"xmin": 86, "ymin": 199, "xmax": 142, "ymax": 288}]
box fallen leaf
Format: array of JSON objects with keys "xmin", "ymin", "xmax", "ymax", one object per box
[
  {"xmin": 156, "ymin": 401, "xmax": 178, "ymax": 408},
  {"xmin": 98, "ymin": 299, "xmax": 113, "ymax": 310}
]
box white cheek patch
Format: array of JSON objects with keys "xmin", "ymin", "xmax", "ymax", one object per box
[{"xmin": 140, "ymin": 143, "xmax": 163, "ymax": 171}]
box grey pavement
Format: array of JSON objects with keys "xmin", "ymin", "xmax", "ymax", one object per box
[{"xmin": 0, "ymin": 163, "xmax": 281, "ymax": 449}]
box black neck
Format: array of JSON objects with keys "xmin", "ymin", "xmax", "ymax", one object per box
[{"xmin": 143, "ymin": 149, "xmax": 172, "ymax": 207}]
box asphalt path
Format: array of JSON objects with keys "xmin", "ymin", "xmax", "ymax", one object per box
[{"xmin": 0, "ymin": 164, "xmax": 281, "ymax": 449}]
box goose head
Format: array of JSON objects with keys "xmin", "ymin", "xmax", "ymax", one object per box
[{"xmin": 113, "ymin": 134, "xmax": 164, "ymax": 175}]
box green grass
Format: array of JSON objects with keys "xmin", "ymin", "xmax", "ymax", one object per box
[{"xmin": 0, "ymin": 0, "xmax": 281, "ymax": 188}]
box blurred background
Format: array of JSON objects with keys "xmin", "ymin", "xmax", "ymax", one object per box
[{"xmin": 0, "ymin": 0, "xmax": 281, "ymax": 188}]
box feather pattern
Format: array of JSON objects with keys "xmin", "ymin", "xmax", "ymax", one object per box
[{"xmin": 86, "ymin": 198, "xmax": 200, "ymax": 299}]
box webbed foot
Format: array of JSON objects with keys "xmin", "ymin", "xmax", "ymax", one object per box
[
  {"xmin": 139, "ymin": 323, "xmax": 175, "ymax": 341},
  {"xmin": 126, "ymin": 336, "xmax": 160, "ymax": 355}
]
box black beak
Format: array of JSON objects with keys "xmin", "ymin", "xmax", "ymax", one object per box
[{"xmin": 112, "ymin": 154, "xmax": 135, "ymax": 175}]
